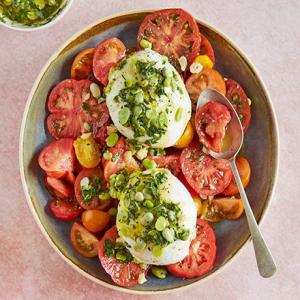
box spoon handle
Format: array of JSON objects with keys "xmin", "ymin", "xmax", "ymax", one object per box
[{"xmin": 229, "ymin": 159, "xmax": 276, "ymax": 278}]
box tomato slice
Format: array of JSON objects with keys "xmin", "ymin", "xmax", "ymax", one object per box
[
  {"xmin": 45, "ymin": 176, "xmax": 74, "ymax": 198},
  {"xmin": 103, "ymin": 137, "xmax": 139, "ymax": 181},
  {"xmin": 223, "ymin": 156, "xmax": 251, "ymax": 196},
  {"xmin": 47, "ymin": 79, "xmax": 110, "ymax": 139},
  {"xmin": 98, "ymin": 226, "xmax": 147, "ymax": 287},
  {"xmin": 180, "ymin": 141, "xmax": 232, "ymax": 196},
  {"xmin": 74, "ymin": 168, "xmax": 111, "ymax": 210},
  {"xmin": 185, "ymin": 68, "xmax": 226, "ymax": 110},
  {"xmin": 225, "ymin": 79, "xmax": 251, "ymax": 132},
  {"xmin": 212, "ymin": 197, "xmax": 244, "ymax": 220},
  {"xmin": 167, "ymin": 219, "xmax": 216, "ymax": 278},
  {"xmin": 93, "ymin": 37, "xmax": 126, "ymax": 86},
  {"xmin": 137, "ymin": 9, "xmax": 201, "ymax": 69},
  {"xmin": 49, "ymin": 199, "xmax": 82, "ymax": 221},
  {"xmin": 147, "ymin": 153, "xmax": 181, "ymax": 176},
  {"xmin": 71, "ymin": 48, "xmax": 95, "ymax": 80},
  {"xmin": 38, "ymin": 138, "xmax": 75, "ymax": 178},
  {"xmin": 195, "ymin": 101, "xmax": 231, "ymax": 153},
  {"xmin": 70, "ymin": 222, "xmax": 99, "ymax": 257},
  {"xmin": 199, "ymin": 34, "xmax": 215, "ymax": 64}
]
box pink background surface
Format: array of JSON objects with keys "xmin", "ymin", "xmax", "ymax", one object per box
[{"xmin": 0, "ymin": 0, "xmax": 299, "ymax": 299}]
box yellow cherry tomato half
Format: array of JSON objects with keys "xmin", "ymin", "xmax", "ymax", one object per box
[
  {"xmin": 74, "ymin": 135, "xmax": 101, "ymax": 168},
  {"xmin": 81, "ymin": 210, "xmax": 111, "ymax": 233},
  {"xmin": 174, "ymin": 121, "xmax": 194, "ymax": 149},
  {"xmin": 194, "ymin": 54, "xmax": 214, "ymax": 69},
  {"xmin": 193, "ymin": 197, "xmax": 202, "ymax": 216}
]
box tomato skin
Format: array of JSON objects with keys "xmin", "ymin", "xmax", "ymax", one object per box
[
  {"xmin": 225, "ymin": 79, "xmax": 251, "ymax": 132},
  {"xmin": 185, "ymin": 68, "xmax": 226, "ymax": 110},
  {"xmin": 75, "ymin": 168, "xmax": 111, "ymax": 210},
  {"xmin": 137, "ymin": 9, "xmax": 201, "ymax": 68},
  {"xmin": 71, "ymin": 48, "xmax": 95, "ymax": 80},
  {"xmin": 199, "ymin": 34, "xmax": 215, "ymax": 64},
  {"xmin": 98, "ymin": 226, "xmax": 147, "ymax": 287},
  {"xmin": 45, "ymin": 176, "xmax": 74, "ymax": 198},
  {"xmin": 167, "ymin": 219, "xmax": 216, "ymax": 278},
  {"xmin": 180, "ymin": 141, "xmax": 232, "ymax": 196},
  {"xmin": 147, "ymin": 153, "xmax": 181, "ymax": 176},
  {"xmin": 38, "ymin": 138, "xmax": 75, "ymax": 179},
  {"xmin": 195, "ymin": 101, "xmax": 231, "ymax": 153},
  {"xmin": 223, "ymin": 157, "xmax": 251, "ymax": 196},
  {"xmin": 174, "ymin": 121, "xmax": 194, "ymax": 149},
  {"xmin": 70, "ymin": 222, "xmax": 99, "ymax": 257},
  {"xmin": 49, "ymin": 199, "xmax": 82, "ymax": 221},
  {"xmin": 81, "ymin": 210, "xmax": 110, "ymax": 233},
  {"xmin": 93, "ymin": 37, "xmax": 126, "ymax": 86}
]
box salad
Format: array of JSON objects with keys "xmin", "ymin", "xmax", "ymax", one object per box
[{"xmin": 38, "ymin": 8, "xmax": 252, "ymax": 287}]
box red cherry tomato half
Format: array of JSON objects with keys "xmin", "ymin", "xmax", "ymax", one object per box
[
  {"xmin": 137, "ymin": 8, "xmax": 201, "ymax": 69},
  {"xmin": 74, "ymin": 168, "xmax": 111, "ymax": 210},
  {"xmin": 93, "ymin": 37, "xmax": 126, "ymax": 86},
  {"xmin": 71, "ymin": 48, "xmax": 95, "ymax": 80},
  {"xmin": 38, "ymin": 138, "xmax": 75, "ymax": 179},
  {"xmin": 45, "ymin": 176, "xmax": 74, "ymax": 198},
  {"xmin": 225, "ymin": 79, "xmax": 251, "ymax": 132},
  {"xmin": 195, "ymin": 101, "xmax": 231, "ymax": 153},
  {"xmin": 180, "ymin": 141, "xmax": 232, "ymax": 196},
  {"xmin": 49, "ymin": 198, "xmax": 82, "ymax": 221},
  {"xmin": 167, "ymin": 219, "xmax": 216, "ymax": 278},
  {"xmin": 199, "ymin": 34, "xmax": 215, "ymax": 64},
  {"xmin": 70, "ymin": 222, "xmax": 98, "ymax": 257},
  {"xmin": 98, "ymin": 226, "xmax": 147, "ymax": 287}
]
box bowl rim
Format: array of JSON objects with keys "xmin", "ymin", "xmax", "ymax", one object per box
[
  {"xmin": 0, "ymin": 0, "xmax": 73, "ymax": 32},
  {"xmin": 19, "ymin": 8, "xmax": 280, "ymax": 295}
]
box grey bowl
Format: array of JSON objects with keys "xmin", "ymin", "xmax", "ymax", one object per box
[{"xmin": 19, "ymin": 10, "xmax": 279, "ymax": 294}]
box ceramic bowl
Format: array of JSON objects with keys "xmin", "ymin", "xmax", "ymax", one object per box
[
  {"xmin": 19, "ymin": 10, "xmax": 279, "ymax": 294},
  {"xmin": 0, "ymin": 0, "xmax": 73, "ymax": 31}
]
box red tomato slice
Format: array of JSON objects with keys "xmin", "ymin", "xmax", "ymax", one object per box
[
  {"xmin": 167, "ymin": 219, "xmax": 216, "ymax": 278},
  {"xmin": 70, "ymin": 222, "xmax": 98, "ymax": 257},
  {"xmin": 49, "ymin": 198, "xmax": 82, "ymax": 221},
  {"xmin": 45, "ymin": 176, "xmax": 74, "ymax": 198},
  {"xmin": 93, "ymin": 37, "xmax": 126, "ymax": 86},
  {"xmin": 75, "ymin": 168, "xmax": 111, "ymax": 210},
  {"xmin": 225, "ymin": 79, "xmax": 251, "ymax": 132},
  {"xmin": 195, "ymin": 101, "xmax": 231, "ymax": 153},
  {"xmin": 137, "ymin": 9, "xmax": 201, "ymax": 69},
  {"xmin": 38, "ymin": 138, "xmax": 75, "ymax": 178},
  {"xmin": 180, "ymin": 142, "xmax": 232, "ymax": 196},
  {"xmin": 185, "ymin": 68, "xmax": 226, "ymax": 110},
  {"xmin": 47, "ymin": 79, "xmax": 110, "ymax": 140},
  {"xmin": 98, "ymin": 226, "xmax": 147, "ymax": 287},
  {"xmin": 199, "ymin": 34, "xmax": 215, "ymax": 64},
  {"xmin": 147, "ymin": 153, "xmax": 181, "ymax": 176}
]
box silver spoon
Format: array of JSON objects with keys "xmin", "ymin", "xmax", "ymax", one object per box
[{"xmin": 197, "ymin": 88, "xmax": 276, "ymax": 278}]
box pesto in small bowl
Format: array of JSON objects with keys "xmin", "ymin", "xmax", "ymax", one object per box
[{"xmin": 0, "ymin": 0, "xmax": 71, "ymax": 30}]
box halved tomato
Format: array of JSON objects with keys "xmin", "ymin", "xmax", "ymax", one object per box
[
  {"xmin": 70, "ymin": 222, "xmax": 99, "ymax": 257},
  {"xmin": 38, "ymin": 138, "xmax": 75, "ymax": 179},
  {"xmin": 74, "ymin": 168, "xmax": 111, "ymax": 210},
  {"xmin": 49, "ymin": 198, "xmax": 82, "ymax": 221},
  {"xmin": 212, "ymin": 197, "xmax": 244, "ymax": 220},
  {"xmin": 180, "ymin": 141, "xmax": 232, "ymax": 196},
  {"xmin": 137, "ymin": 9, "xmax": 201, "ymax": 69},
  {"xmin": 47, "ymin": 79, "xmax": 110, "ymax": 140},
  {"xmin": 147, "ymin": 153, "xmax": 181, "ymax": 176},
  {"xmin": 45, "ymin": 176, "xmax": 74, "ymax": 198},
  {"xmin": 185, "ymin": 68, "xmax": 226, "ymax": 110},
  {"xmin": 81, "ymin": 210, "xmax": 111, "ymax": 233},
  {"xmin": 71, "ymin": 48, "xmax": 95, "ymax": 80},
  {"xmin": 195, "ymin": 101, "xmax": 231, "ymax": 153},
  {"xmin": 93, "ymin": 37, "xmax": 126, "ymax": 86},
  {"xmin": 223, "ymin": 156, "xmax": 251, "ymax": 196},
  {"xmin": 167, "ymin": 219, "xmax": 216, "ymax": 278},
  {"xmin": 174, "ymin": 121, "xmax": 194, "ymax": 149},
  {"xmin": 103, "ymin": 137, "xmax": 140, "ymax": 181},
  {"xmin": 199, "ymin": 34, "xmax": 215, "ymax": 64},
  {"xmin": 225, "ymin": 79, "xmax": 251, "ymax": 132},
  {"xmin": 98, "ymin": 226, "xmax": 147, "ymax": 287}
]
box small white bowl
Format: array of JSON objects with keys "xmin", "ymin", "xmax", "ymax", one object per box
[{"xmin": 0, "ymin": 0, "xmax": 73, "ymax": 31}]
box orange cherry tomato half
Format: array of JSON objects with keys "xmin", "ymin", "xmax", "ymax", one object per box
[
  {"xmin": 174, "ymin": 121, "xmax": 194, "ymax": 149},
  {"xmin": 212, "ymin": 197, "xmax": 244, "ymax": 220},
  {"xmin": 81, "ymin": 210, "xmax": 111, "ymax": 233},
  {"xmin": 223, "ymin": 157, "xmax": 251, "ymax": 196},
  {"xmin": 71, "ymin": 48, "xmax": 95, "ymax": 80}
]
